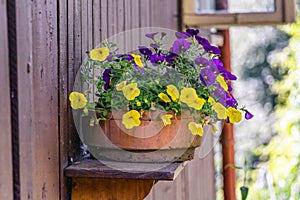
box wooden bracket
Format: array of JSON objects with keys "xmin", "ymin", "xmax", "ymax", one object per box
[{"xmin": 65, "ymin": 157, "xmax": 186, "ymax": 200}]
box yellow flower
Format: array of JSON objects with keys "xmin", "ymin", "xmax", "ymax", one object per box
[
  {"xmin": 227, "ymin": 107, "xmax": 242, "ymax": 123},
  {"xmin": 188, "ymin": 122, "xmax": 203, "ymax": 136},
  {"xmin": 158, "ymin": 93, "xmax": 171, "ymax": 103},
  {"xmin": 131, "ymin": 54, "xmax": 143, "ymax": 67},
  {"xmin": 116, "ymin": 81, "xmax": 127, "ymax": 91},
  {"xmin": 211, "ymin": 124, "xmax": 217, "ymax": 133},
  {"xmin": 122, "ymin": 83, "xmax": 140, "ymax": 100},
  {"xmin": 122, "ymin": 110, "xmax": 141, "ymax": 129},
  {"xmin": 83, "ymin": 107, "xmax": 89, "ymax": 115},
  {"xmin": 90, "ymin": 47, "xmax": 110, "ymax": 61},
  {"xmin": 212, "ymin": 102, "xmax": 227, "ymax": 119},
  {"xmin": 187, "ymin": 98, "xmax": 205, "ymax": 110},
  {"xmin": 180, "ymin": 88, "xmax": 198, "ymax": 104},
  {"xmin": 69, "ymin": 92, "xmax": 88, "ymax": 109},
  {"xmin": 89, "ymin": 119, "xmax": 95, "ymax": 127},
  {"xmin": 161, "ymin": 114, "xmax": 173, "ymax": 126},
  {"xmin": 136, "ymin": 101, "xmax": 141, "ymax": 106},
  {"xmin": 216, "ymin": 75, "xmax": 228, "ymax": 91},
  {"xmin": 166, "ymin": 84, "xmax": 179, "ymax": 101},
  {"xmin": 208, "ymin": 96, "xmax": 216, "ymax": 104}
]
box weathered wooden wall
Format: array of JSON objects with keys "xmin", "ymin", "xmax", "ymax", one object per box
[
  {"xmin": 2, "ymin": 0, "xmax": 215, "ymax": 199},
  {"xmin": 0, "ymin": 0, "xmax": 13, "ymax": 199}
]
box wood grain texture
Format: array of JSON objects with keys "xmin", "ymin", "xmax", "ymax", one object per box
[
  {"xmin": 30, "ymin": 0, "xmax": 60, "ymax": 199},
  {"xmin": 0, "ymin": 0, "xmax": 13, "ymax": 199},
  {"xmin": 65, "ymin": 157, "xmax": 185, "ymax": 180},
  {"xmin": 72, "ymin": 178, "xmax": 155, "ymax": 200}
]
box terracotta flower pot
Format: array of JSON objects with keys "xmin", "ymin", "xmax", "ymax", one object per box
[{"xmin": 81, "ymin": 110, "xmax": 207, "ymax": 162}]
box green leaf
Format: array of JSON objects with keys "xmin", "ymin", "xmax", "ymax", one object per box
[{"xmin": 240, "ymin": 186, "xmax": 249, "ymax": 200}]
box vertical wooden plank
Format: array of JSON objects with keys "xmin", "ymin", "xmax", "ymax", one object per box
[
  {"xmin": 16, "ymin": 0, "xmax": 34, "ymax": 198},
  {"xmin": 139, "ymin": 0, "xmax": 150, "ymax": 27},
  {"xmin": 100, "ymin": 0, "xmax": 108, "ymax": 40},
  {"xmin": 124, "ymin": 0, "xmax": 131, "ymax": 53},
  {"xmin": 0, "ymin": 0, "xmax": 13, "ymax": 199},
  {"xmin": 58, "ymin": 0, "xmax": 72, "ymax": 199},
  {"xmin": 81, "ymin": 0, "xmax": 88, "ymax": 60},
  {"xmin": 116, "ymin": 0, "xmax": 125, "ymax": 51},
  {"xmin": 93, "ymin": 0, "xmax": 101, "ymax": 46},
  {"xmin": 30, "ymin": 0, "xmax": 59, "ymax": 199}
]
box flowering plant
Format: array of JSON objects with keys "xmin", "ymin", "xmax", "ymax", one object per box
[{"xmin": 69, "ymin": 29, "xmax": 253, "ymax": 136}]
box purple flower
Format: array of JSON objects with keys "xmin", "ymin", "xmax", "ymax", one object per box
[
  {"xmin": 245, "ymin": 110, "xmax": 254, "ymax": 120},
  {"xmin": 212, "ymin": 58, "xmax": 237, "ymax": 80},
  {"xmin": 103, "ymin": 68, "xmax": 112, "ymax": 83},
  {"xmin": 145, "ymin": 32, "xmax": 158, "ymax": 40},
  {"xmin": 175, "ymin": 31, "xmax": 190, "ymax": 39},
  {"xmin": 172, "ymin": 39, "xmax": 190, "ymax": 55},
  {"xmin": 119, "ymin": 54, "xmax": 133, "ymax": 61},
  {"xmin": 150, "ymin": 43, "xmax": 159, "ymax": 49},
  {"xmin": 205, "ymin": 45, "xmax": 221, "ymax": 55},
  {"xmin": 195, "ymin": 57, "xmax": 209, "ymax": 67},
  {"xmin": 195, "ymin": 35, "xmax": 211, "ymax": 47},
  {"xmin": 138, "ymin": 46, "xmax": 152, "ymax": 56},
  {"xmin": 165, "ymin": 52, "xmax": 177, "ymax": 64},
  {"xmin": 150, "ymin": 54, "xmax": 165, "ymax": 66},
  {"xmin": 186, "ymin": 28, "xmax": 199, "ymax": 36},
  {"xmin": 104, "ymin": 83, "xmax": 110, "ymax": 90},
  {"xmin": 213, "ymin": 85, "xmax": 227, "ymax": 106},
  {"xmin": 200, "ymin": 67, "xmax": 216, "ymax": 86},
  {"xmin": 226, "ymin": 94, "xmax": 237, "ymax": 107},
  {"xmin": 223, "ymin": 71, "xmax": 237, "ymax": 80}
]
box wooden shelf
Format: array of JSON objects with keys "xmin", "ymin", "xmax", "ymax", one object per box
[
  {"xmin": 64, "ymin": 157, "xmax": 186, "ymax": 180},
  {"xmin": 64, "ymin": 157, "xmax": 188, "ymax": 200}
]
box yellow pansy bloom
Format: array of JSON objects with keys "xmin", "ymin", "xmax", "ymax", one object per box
[
  {"xmin": 131, "ymin": 54, "xmax": 144, "ymax": 67},
  {"xmin": 69, "ymin": 92, "xmax": 88, "ymax": 109},
  {"xmin": 180, "ymin": 88, "xmax": 198, "ymax": 104},
  {"xmin": 122, "ymin": 83, "xmax": 140, "ymax": 100},
  {"xmin": 116, "ymin": 81, "xmax": 127, "ymax": 91},
  {"xmin": 158, "ymin": 93, "xmax": 171, "ymax": 103},
  {"xmin": 188, "ymin": 122, "xmax": 203, "ymax": 136},
  {"xmin": 166, "ymin": 84, "xmax": 179, "ymax": 101},
  {"xmin": 187, "ymin": 97, "xmax": 205, "ymax": 110},
  {"xmin": 161, "ymin": 114, "xmax": 173, "ymax": 126},
  {"xmin": 90, "ymin": 47, "xmax": 110, "ymax": 61},
  {"xmin": 208, "ymin": 96, "xmax": 216, "ymax": 104},
  {"xmin": 136, "ymin": 101, "xmax": 141, "ymax": 106},
  {"xmin": 216, "ymin": 75, "xmax": 228, "ymax": 91},
  {"xmin": 212, "ymin": 102, "xmax": 227, "ymax": 119},
  {"xmin": 122, "ymin": 110, "xmax": 141, "ymax": 129},
  {"xmin": 227, "ymin": 107, "xmax": 242, "ymax": 123}
]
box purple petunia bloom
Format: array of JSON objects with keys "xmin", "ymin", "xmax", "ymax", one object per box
[
  {"xmin": 226, "ymin": 93, "xmax": 237, "ymax": 107},
  {"xmin": 205, "ymin": 45, "xmax": 221, "ymax": 55},
  {"xmin": 175, "ymin": 31, "xmax": 191, "ymax": 39},
  {"xmin": 200, "ymin": 67, "xmax": 216, "ymax": 86},
  {"xmin": 120, "ymin": 54, "xmax": 134, "ymax": 61},
  {"xmin": 195, "ymin": 35, "xmax": 211, "ymax": 47},
  {"xmin": 186, "ymin": 28, "xmax": 199, "ymax": 36},
  {"xmin": 172, "ymin": 39, "xmax": 190, "ymax": 55},
  {"xmin": 103, "ymin": 83, "xmax": 110, "ymax": 90},
  {"xmin": 103, "ymin": 68, "xmax": 112, "ymax": 83},
  {"xmin": 165, "ymin": 52, "xmax": 177, "ymax": 64},
  {"xmin": 213, "ymin": 84, "xmax": 227, "ymax": 106},
  {"xmin": 245, "ymin": 110, "xmax": 254, "ymax": 120},
  {"xmin": 212, "ymin": 58, "xmax": 237, "ymax": 80},
  {"xmin": 138, "ymin": 46, "xmax": 152, "ymax": 56},
  {"xmin": 150, "ymin": 54, "xmax": 165, "ymax": 66},
  {"xmin": 150, "ymin": 43, "xmax": 159, "ymax": 49},
  {"xmin": 145, "ymin": 32, "xmax": 158, "ymax": 40},
  {"xmin": 195, "ymin": 57, "xmax": 210, "ymax": 67}
]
